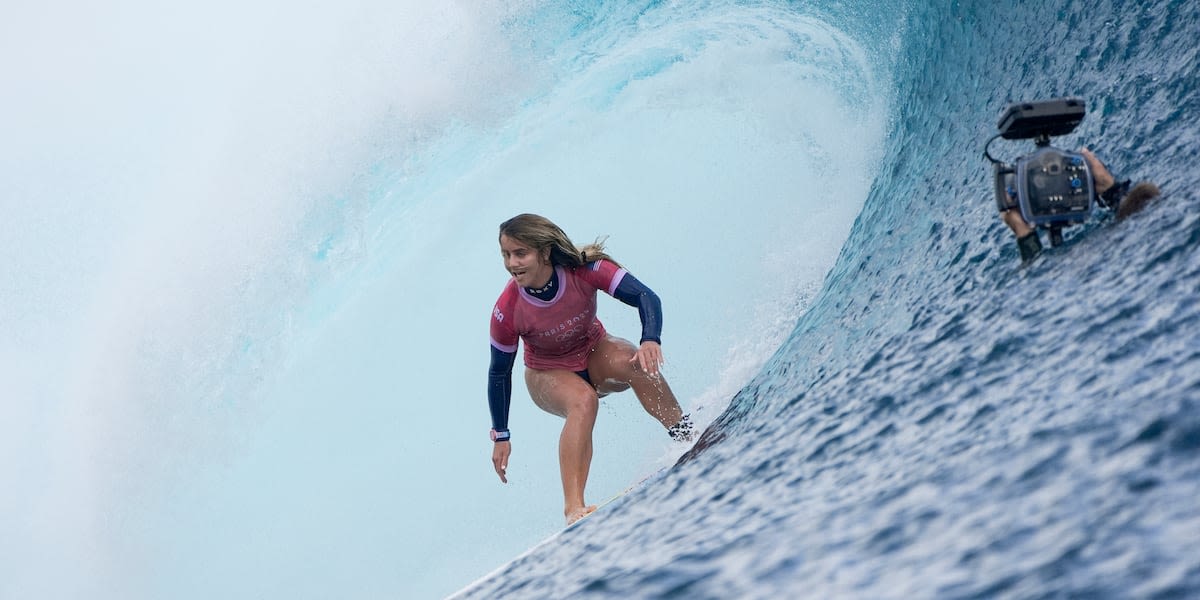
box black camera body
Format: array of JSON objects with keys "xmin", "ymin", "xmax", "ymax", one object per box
[{"xmin": 990, "ymin": 98, "xmax": 1094, "ymax": 229}]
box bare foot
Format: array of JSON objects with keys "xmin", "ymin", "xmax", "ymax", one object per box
[{"xmin": 566, "ymin": 505, "xmax": 597, "ymax": 525}]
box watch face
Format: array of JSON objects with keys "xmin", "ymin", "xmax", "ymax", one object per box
[{"xmin": 490, "ymin": 429, "xmax": 498, "ymax": 442}]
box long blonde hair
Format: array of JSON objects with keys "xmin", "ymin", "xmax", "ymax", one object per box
[{"xmin": 498, "ymin": 213, "xmax": 619, "ymax": 268}]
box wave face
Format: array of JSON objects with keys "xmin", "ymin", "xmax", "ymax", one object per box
[{"xmin": 455, "ymin": 0, "xmax": 1200, "ymax": 598}]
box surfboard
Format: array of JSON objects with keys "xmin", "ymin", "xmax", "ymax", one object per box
[
  {"xmin": 451, "ymin": 430, "xmax": 708, "ymax": 599},
  {"xmin": 565, "ymin": 465, "xmax": 671, "ymax": 528},
  {"xmin": 563, "ymin": 427, "xmax": 708, "ymax": 528}
]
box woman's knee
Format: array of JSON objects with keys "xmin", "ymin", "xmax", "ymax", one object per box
[{"xmin": 563, "ymin": 391, "xmax": 600, "ymax": 420}]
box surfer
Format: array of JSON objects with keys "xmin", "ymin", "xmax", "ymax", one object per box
[
  {"xmin": 1000, "ymin": 147, "xmax": 1160, "ymax": 261},
  {"xmin": 486, "ymin": 213, "xmax": 694, "ymax": 525}
]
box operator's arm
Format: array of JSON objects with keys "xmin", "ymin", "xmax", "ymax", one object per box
[
  {"xmin": 1001, "ymin": 209, "xmax": 1042, "ymax": 262},
  {"xmin": 1081, "ymin": 148, "xmax": 1131, "ymax": 210},
  {"xmin": 1081, "ymin": 148, "xmax": 1115, "ymax": 193}
]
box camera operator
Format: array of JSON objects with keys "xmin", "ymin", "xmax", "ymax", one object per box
[
  {"xmin": 999, "ymin": 147, "xmax": 1160, "ymax": 262},
  {"xmin": 986, "ymin": 98, "xmax": 1163, "ymax": 262}
]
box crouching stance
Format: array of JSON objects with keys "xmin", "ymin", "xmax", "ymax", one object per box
[{"xmin": 487, "ymin": 213, "xmax": 693, "ymax": 525}]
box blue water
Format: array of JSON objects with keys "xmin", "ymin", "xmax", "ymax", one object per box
[{"xmin": 453, "ymin": 1, "xmax": 1200, "ymax": 598}]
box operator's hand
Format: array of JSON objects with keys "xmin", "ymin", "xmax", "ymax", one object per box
[
  {"xmin": 631, "ymin": 340, "xmax": 665, "ymax": 377},
  {"xmin": 492, "ymin": 441, "xmax": 510, "ymax": 484},
  {"xmin": 1001, "ymin": 209, "xmax": 1034, "ymax": 238},
  {"xmin": 1080, "ymin": 147, "xmax": 1115, "ymax": 194}
]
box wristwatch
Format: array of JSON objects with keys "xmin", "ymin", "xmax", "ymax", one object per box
[{"xmin": 490, "ymin": 428, "xmax": 511, "ymax": 442}]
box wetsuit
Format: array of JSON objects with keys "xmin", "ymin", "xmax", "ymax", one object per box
[{"xmin": 487, "ymin": 259, "xmax": 663, "ymax": 440}]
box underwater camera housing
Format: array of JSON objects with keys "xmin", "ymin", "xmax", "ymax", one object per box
[{"xmin": 986, "ymin": 98, "xmax": 1094, "ymax": 245}]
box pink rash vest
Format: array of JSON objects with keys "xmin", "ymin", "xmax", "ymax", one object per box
[{"xmin": 490, "ymin": 260, "xmax": 627, "ymax": 371}]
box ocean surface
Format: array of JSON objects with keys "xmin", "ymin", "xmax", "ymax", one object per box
[
  {"xmin": 3, "ymin": 0, "xmax": 1197, "ymax": 599},
  {"xmin": 453, "ymin": 0, "xmax": 1200, "ymax": 598}
]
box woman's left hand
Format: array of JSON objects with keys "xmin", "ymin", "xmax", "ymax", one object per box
[{"xmin": 631, "ymin": 341, "xmax": 664, "ymax": 377}]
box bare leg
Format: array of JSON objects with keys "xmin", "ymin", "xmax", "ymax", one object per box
[
  {"xmin": 525, "ymin": 368, "xmax": 600, "ymax": 524},
  {"xmin": 589, "ymin": 335, "xmax": 685, "ymax": 429}
]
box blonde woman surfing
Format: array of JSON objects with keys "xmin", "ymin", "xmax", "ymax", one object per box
[{"xmin": 487, "ymin": 214, "xmax": 694, "ymax": 525}]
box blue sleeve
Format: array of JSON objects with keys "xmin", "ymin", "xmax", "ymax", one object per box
[
  {"xmin": 488, "ymin": 345, "xmax": 517, "ymax": 433},
  {"xmin": 612, "ymin": 272, "xmax": 663, "ymax": 344}
]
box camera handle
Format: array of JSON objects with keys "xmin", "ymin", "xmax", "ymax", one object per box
[
  {"xmin": 993, "ymin": 162, "xmax": 1019, "ymax": 212},
  {"xmin": 1045, "ymin": 224, "xmax": 1065, "ymax": 247},
  {"xmin": 986, "ymin": 135, "xmax": 1023, "ymax": 213}
]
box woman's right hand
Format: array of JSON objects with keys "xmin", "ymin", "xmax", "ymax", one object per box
[{"xmin": 492, "ymin": 441, "xmax": 511, "ymax": 483}]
